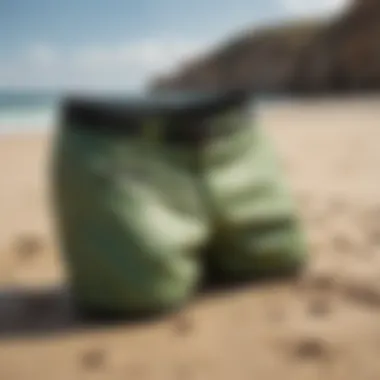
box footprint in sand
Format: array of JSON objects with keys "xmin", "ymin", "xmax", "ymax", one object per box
[
  {"xmin": 172, "ymin": 312, "xmax": 195, "ymax": 337},
  {"xmin": 307, "ymin": 297, "xmax": 332, "ymax": 319},
  {"xmin": 80, "ymin": 348, "xmax": 107, "ymax": 371},
  {"xmin": 342, "ymin": 279, "xmax": 380, "ymax": 308},
  {"xmin": 361, "ymin": 207, "xmax": 380, "ymax": 244},
  {"xmin": 298, "ymin": 269, "xmax": 336, "ymax": 293},
  {"xmin": 13, "ymin": 234, "xmax": 44, "ymax": 261},
  {"xmin": 291, "ymin": 337, "xmax": 330, "ymax": 361}
]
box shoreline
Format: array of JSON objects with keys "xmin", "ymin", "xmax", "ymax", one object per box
[{"xmin": 1, "ymin": 94, "xmax": 380, "ymax": 136}]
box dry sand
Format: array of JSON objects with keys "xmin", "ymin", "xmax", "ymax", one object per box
[{"xmin": 0, "ymin": 97, "xmax": 380, "ymax": 380}]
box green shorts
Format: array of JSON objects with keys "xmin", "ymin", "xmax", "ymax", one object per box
[{"xmin": 52, "ymin": 92, "xmax": 307, "ymax": 315}]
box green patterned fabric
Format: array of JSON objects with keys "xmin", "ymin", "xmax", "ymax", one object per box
[{"xmin": 51, "ymin": 93, "xmax": 307, "ymax": 315}]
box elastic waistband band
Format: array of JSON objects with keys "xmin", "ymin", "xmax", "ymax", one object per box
[{"xmin": 60, "ymin": 90, "xmax": 254, "ymax": 145}]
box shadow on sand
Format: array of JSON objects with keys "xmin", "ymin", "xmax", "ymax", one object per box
[{"xmin": 0, "ymin": 269, "xmax": 300, "ymax": 340}]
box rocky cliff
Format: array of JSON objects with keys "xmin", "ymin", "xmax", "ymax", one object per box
[
  {"xmin": 152, "ymin": 0, "xmax": 380, "ymax": 94},
  {"xmin": 293, "ymin": 0, "xmax": 380, "ymax": 93}
]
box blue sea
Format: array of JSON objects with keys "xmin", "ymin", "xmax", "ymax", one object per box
[{"xmin": 0, "ymin": 91, "xmax": 287, "ymax": 135}]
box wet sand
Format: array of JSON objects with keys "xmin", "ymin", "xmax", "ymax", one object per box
[{"xmin": 0, "ymin": 97, "xmax": 380, "ymax": 380}]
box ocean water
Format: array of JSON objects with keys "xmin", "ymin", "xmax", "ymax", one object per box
[
  {"xmin": 0, "ymin": 92, "xmax": 61, "ymax": 134},
  {"xmin": 0, "ymin": 91, "xmax": 282, "ymax": 135}
]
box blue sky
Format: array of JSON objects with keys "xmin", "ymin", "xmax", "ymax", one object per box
[{"xmin": 0, "ymin": 0, "xmax": 348, "ymax": 91}]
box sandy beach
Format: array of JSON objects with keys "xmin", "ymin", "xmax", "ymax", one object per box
[{"xmin": 0, "ymin": 97, "xmax": 380, "ymax": 380}]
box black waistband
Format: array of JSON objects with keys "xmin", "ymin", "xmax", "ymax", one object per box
[{"xmin": 61, "ymin": 90, "xmax": 253, "ymax": 144}]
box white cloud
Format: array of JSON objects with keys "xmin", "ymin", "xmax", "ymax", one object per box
[
  {"xmin": 281, "ymin": 0, "xmax": 350, "ymax": 17},
  {"xmin": 0, "ymin": 38, "xmax": 211, "ymax": 91},
  {"xmin": 75, "ymin": 39, "xmax": 206, "ymax": 72}
]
